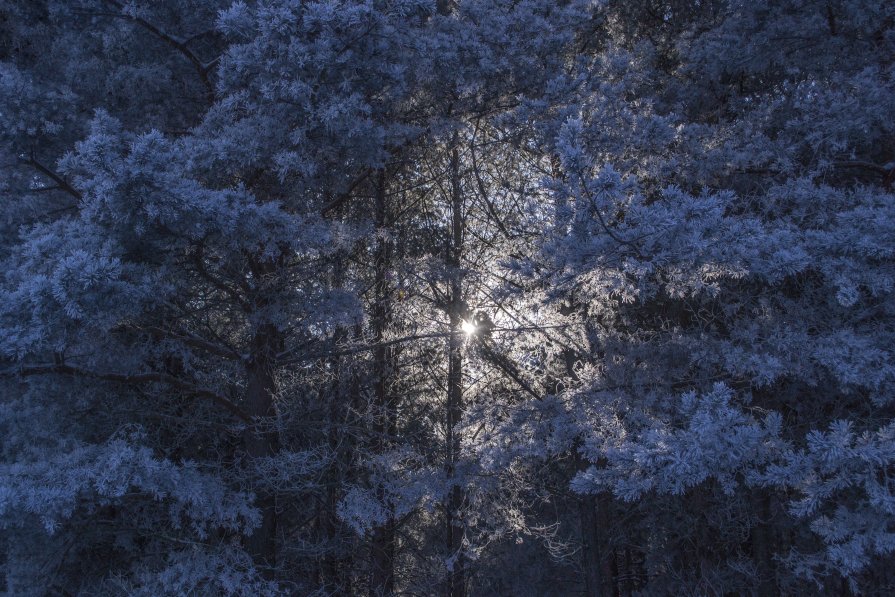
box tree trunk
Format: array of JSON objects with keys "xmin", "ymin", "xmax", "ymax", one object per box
[
  {"xmin": 577, "ymin": 492, "xmax": 616, "ymax": 597},
  {"xmin": 445, "ymin": 315, "xmax": 465, "ymax": 597},
  {"xmin": 370, "ymin": 521, "xmax": 396, "ymax": 597},
  {"xmin": 318, "ymin": 319, "xmax": 353, "ymax": 592},
  {"xmin": 244, "ymin": 321, "xmax": 281, "ymax": 575},
  {"xmin": 445, "ymin": 140, "xmax": 467, "ymax": 597},
  {"xmin": 370, "ymin": 170, "xmax": 397, "ymax": 597},
  {"xmin": 752, "ymin": 490, "xmax": 778, "ymax": 597}
]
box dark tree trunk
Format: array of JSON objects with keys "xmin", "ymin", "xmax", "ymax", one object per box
[
  {"xmin": 318, "ymin": 319, "xmax": 354, "ymax": 593},
  {"xmin": 445, "ymin": 316, "xmax": 465, "ymax": 597},
  {"xmin": 244, "ymin": 321, "xmax": 281, "ymax": 575},
  {"xmin": 370, "ymin": 520, "xmax": 396, "ymax": 597},
  {"xmin": 578, "ymin": 493, "xmax": 615, "ymax": 597},
  {"xmin": 445, "ymin": 141, "xmax": 467, "ymax": 597},
  {"xmin": 752, "ymin": 490, "xmax": 778, "ymax": 597},
  {"xmin": 369, "ymin": 170, "xmax": 398, "ymax": 597}
]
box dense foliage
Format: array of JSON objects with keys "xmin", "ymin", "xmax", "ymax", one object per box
[{"xmin": 1, "ymin": 1, "xmax": 893, "ymax": 595}]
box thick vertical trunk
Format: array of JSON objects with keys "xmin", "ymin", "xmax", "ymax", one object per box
[
  {"xmin": 445, "ymin": 141, "xmax": 467, "ymax": 597},
  {"xmin": 318, "ymin": 322, "xmax": 351, "ymax": 592},
  {"xmin": 369, "ymin": 520, "xmax": 396, "ymax": 597},
  {"xmin": 570, "ymin": 318, "xmax": 618, "ymax": 597},
  {"xmin": 369, "ymin": 170, "xmax": 397, "ymax": 597},
  {"xmin": 436, "ymin": 2, "xmax": 463, "ymax": 590},
  {"xmin": 752, "ymin": 490, "xmax": 778, "ymax": 597},
  {"xmin": 244, "ymin": 321, "xmax": 281, "ymax": 574},
  {"xmin": 574, "ymin": 441, "xmax": 616, "ymax": 597},
  {"xmin": 445, "ymin": 311, "xmax": 465, "ymax": 597},
  {"xmin": 577, "ymin": 493, "xmax": 616, "ymax": 597},
  {"xmin": 618, "ymin": 548, "xmax": 635, "ymax": 597},
  {"xmin": 319, "ymin": 355, "xmax": 339, "ymax": 589}
]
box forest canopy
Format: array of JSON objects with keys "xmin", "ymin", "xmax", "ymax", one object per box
[{"xmin": 1, "ymin": 1, "xmax": 894, "ymax": 595}]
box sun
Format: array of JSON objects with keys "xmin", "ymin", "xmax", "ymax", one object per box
[{"xmin": 461, "ymin": 320, "xmax": 477, "ymax": 335}]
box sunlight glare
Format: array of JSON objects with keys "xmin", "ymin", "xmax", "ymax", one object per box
[{"xmin": 461, "ymin": 320, "xmax": 477, "ymax": 335}]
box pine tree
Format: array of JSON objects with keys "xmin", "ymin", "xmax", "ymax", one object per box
[{"xmin": 2, "ymin": 1, "xmax": 894, "ymax": 595}]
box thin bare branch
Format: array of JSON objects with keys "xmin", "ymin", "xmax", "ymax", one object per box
[{"xmin": 20, "ymin": 152, "xmax": 83, "ymax": 202}]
